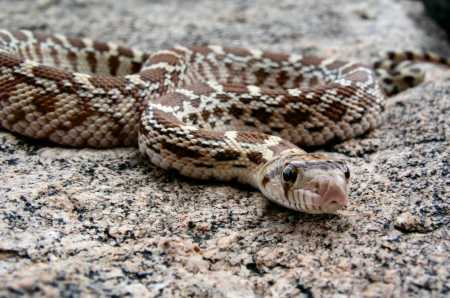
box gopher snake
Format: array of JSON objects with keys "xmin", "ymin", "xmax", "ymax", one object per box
[{"xmin": 1, "ymin": 30, "xmax": 448, "ymax": 213}]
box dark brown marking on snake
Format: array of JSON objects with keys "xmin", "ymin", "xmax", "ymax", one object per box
[
  {"xmin": 32, "ymin": 65, "xmax": 74, "ymax": 82},
  {"xmin": 214, "ymin": 149, "xmax": 240, "ymax": 161},
  {"xmin": 322, "ymin": 102, "xmax": 346, "ymax": 122},
  {"xmin": 254, "ymin": 68, "xmax": 270, "ymax": 86},
  {"xmin": 293, "ymin": 73, "xmax": 304, "ymax": 87},
  {"xmin": 225, "ymin": 47, "xmax": 252, "ymax": 57},
  {"xmin": 235, "ymin": 131, "xmax": 270, "ymax": 144},
  {"xmin": 423, "ymin": 52, "xmax": 432, "ymax": 62},
  {"xmin": 86, "ymin": 51, "xmax": 97, "ymax": 73},
  {"xmin": 373, "ymin": 61, "xmax": 382, "ymax": 69},
  {"xmin": 229, "ymin": 104, "xmax": 244, "ymax": 118},
  {"xmin": 33, "ymin": 93, "xmax": 57, "ymax": 113},
  {"xmin": 403, "ymin": 75, "xmax": 416, "ymax": 87},
  {"xmin": 140, "ymin": 68, "xmax": 165, "ymax": 83},
  {"xmin": 158, "ymin": 92, "xmax": 190, "ymax": 108},
  {"xmin": 213, "ymin": 107, "xmax": 223, "ymax": 119},
  {"xmin": 89, "ymin": 75, "xmax": 127, "ymax": 91},
  {"xmin": 67, "ymin": 109, "xmax": 92, "ymax": 130},
  {"xmin": 247, "ymin": 151, "xmax": 266, "ymax": 165},
  {"xmin": 190, "ymin": 46, "xmax": 213, "ymax": 57},
  {"xmin": 238, "ymin": 96, "xmax": 252, "ymax": 104},
  {"xmin": 335, "ymin": 85, "xmax": 356, "ymax": 98},
  {"xmin": 283, "ymin": 108, "xmax": 311, "ymax": 126},
  {"xmin": 188, "ymin": 113, "xmax": 199, "ymax": 125},
  {"xmin": 193, "ymin": 163, "xmax": 214, "ymax": 169},
  {"xmin": 92, "ymin": 41, "xmax": 110, "ymax": 53},
  {"xmin": 261, "ymin": 175, "xmax": 270, "ymax": 187},
  {"xmin": 48, "ymin": 35, "xmax": 65, "ymax": 47},
  {"xmin": 68, "ymin": 37, "xmax": 85, "ymax": 50},
  {"xmin": 302, "ymin": 55, "xmax": 324, "ymax": 66},
  {"xmin": 190, "ymin": 82, "xmax": 215, "ymax": 95},
  {"xmin": 117, "ymin": 46, "xmax": 134, "ymax": 58},
  {"xmin": 276, "ymin": 70, "xmax": 289, "ymax": 87},
  {"xmin": 201, "ymin": 110, "xmax": 211, "ymax": 122},
  {"xmin": 439, "ymin": 56, "xmax": 449, "ymax": 65},
  {"xmin": 170, "ymin": 70, "xmax": 182, "ymax": 86},
  {"xmin": 233, "ymin": 164, "xmax": 248, "ymax": 168},
  {"xmin": 0, "ymin": 52, "xmax": 22, "ymax": 68},
  {"xmin": 66, "ymin": 51, "xmax": 79, "ymax": 72},
  {"xmin": 251, "ymin": 107, "xmax": 272, "ymax": 123},
  {"xmin": 263, "ymin": 51, "xmax": 289, "ymax": 63},
  {"xmin": 9, "ymin": 109, "xmax": 26, "ymax": 125},
  {"xmin": 131, "ymin": 61, "xmax": 144, "ymax": 74},
  {"xmin": 48, "ymin": 46, "xmax": 61, "ymax": 68},
  {"xmin": 215, "ymin": 93, "xmax": 231, "ymax": 103},
  {"xmin": 149, "ymin": 53, "xmax": 181, "ymax": 66},
  {"xmin": 404, "ymin": 51, "xmax": 414, "ymax": 60},
  {"xmin": 387, "ymin": 51, "xmax": 397, "ymax": 60},
  {"xmin": 308, "ymin": 125, "xmax": 325, "ymax": 132},
  {"xmin": 32, "ymin": 43, "xmax": 44, "ymax": 64},
  {"xmin": 309, "ymin": 76, "xmax": 320, "ymax": 87},
  {"xmin": 222, "ymin": 83, "xmax": 248, "ymax": 94},
  {"xmin": 191, "ymin": 129, "xmax": 224, "ymax": 142},
  {"xmin": 24, "ymin": 45, "xmax": 33, "ymax": 61},
  {"xmin": 108, "ymin": 56, "xmax": 120, "ymax": 76},
  {"xmin": 162, "ymin": 140, "xmax": 203, "ymax": 158}
]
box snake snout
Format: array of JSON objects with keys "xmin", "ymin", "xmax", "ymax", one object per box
[{"xmin": 314, "ymin": 176, "xmax": 348, "ymax": 212}]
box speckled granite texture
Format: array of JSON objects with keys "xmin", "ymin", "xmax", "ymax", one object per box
[{"xmin": 0, "ymin": 0, "xmax": 449, "ymax": 297}]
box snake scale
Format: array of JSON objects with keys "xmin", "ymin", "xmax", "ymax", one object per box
[{"xmin": 1, "ymin": 29, "xmax": 448, "ymax": 213}]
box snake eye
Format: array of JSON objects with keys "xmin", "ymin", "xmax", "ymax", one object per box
[
  {"xmin": 282, "ymin": 165, "xmax": 298, "ymax": 183},
  {"xmin": 344, "ymin": 166, "xmax": 350, "ymax": 179}
]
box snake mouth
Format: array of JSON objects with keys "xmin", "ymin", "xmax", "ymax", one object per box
[{"xmin": 293, "ymin": 176, "xmax": 349, "ymax": 214}]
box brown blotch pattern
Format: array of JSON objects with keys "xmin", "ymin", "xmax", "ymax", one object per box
[
  {"xmin": 262, "ymin": 51, "xmax": 289, "ymax": 63},
  {"xmin": 302, "ymin": 55, "xmax": 324, "ymax": 66},
  {"xmin": 140, "ymin": 68, "xmax": 165, "ymax": 83},
  {"xmin": 214, "ymin": 149, "xmax": 241, "ymax": 161},
  {"xmin": 158, "ymin": 92, "xmax": 190, "ymax": 108},
  {"xmin": 149, "ymin": 53, "xmax": 182, "ymax": 66},
  {"xmin": 149, "ymin": 109, "xmax": 184, "ymax": 131},
  {"xmin": 228, "ymin": 104, "xmax": 244, "ymax": 119},
  {"xmin": 89, "ymin": 75, "xmax": 127, "ymax": 91},
  {"xmin": 92, "ymin": 41, "xmax": 110, "ymax": 53},
  {"xmin": 283, "ymin": 109, "xmax": 310, "ymax": 126},
  {"xmin": 107, "ymin": 56, "xmax": 120, "ymax": 76},
  {"xmin": 0, "ymin": 52, "xmax": 23, "ymax": 68},
  {"xmin": 247, "ymin": 151, "xmax": 266, "ymax": 165},
  {"xmin": 225, "ymin": 47, "xmax": 252, "ymax": 57},
  {"xmin": 67, "ymin": 37, "xmax": 85, "ymax": 50},
  {"xmin": 235, "ymin": 131, "xmax": 270, "ymax": 144},
  {"xmin": 162, "ymin": 140, "xmax": 203, "ymax": 159},
  {"xmin": 32, "ymin": 65, "xmax": 74, "ymax": 82},
  {"xmin": 251, "ymin": 107, "xmax": 273, "ymax": 123},
  {"xmin": 189, "ymin": 82, "xmax": 215, "ymax": 95}
]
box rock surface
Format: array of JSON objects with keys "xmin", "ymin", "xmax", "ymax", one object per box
[{"xmin": 0, "ymin": 0, "xmax": 449, "ymax": 297}]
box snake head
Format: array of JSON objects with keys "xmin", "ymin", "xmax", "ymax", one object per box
[{"xmin": 258, "ymin": 152, "xmax": 350, "ymax": 214}]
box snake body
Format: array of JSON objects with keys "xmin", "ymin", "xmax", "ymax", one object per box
[{"xmin": 1, "ymin": 30, "xmax": 448, "ymax": 213}]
